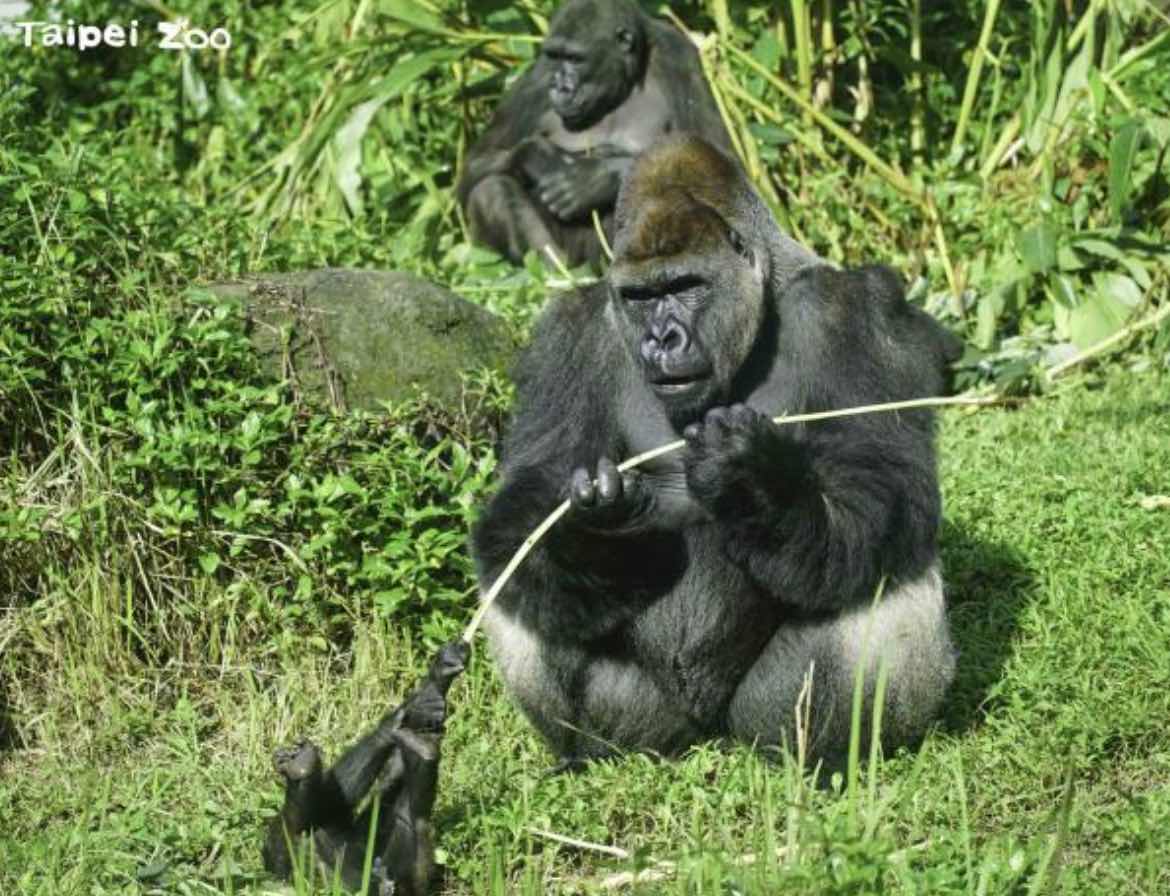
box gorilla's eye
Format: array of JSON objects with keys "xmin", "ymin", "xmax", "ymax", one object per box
[
  {"xmin": 728, "ymin": 228, "xmax": 753, "ymax": 264},
  {"xmin": 618, "ymin": 285, "xmax": 655, "ymax": 303}
]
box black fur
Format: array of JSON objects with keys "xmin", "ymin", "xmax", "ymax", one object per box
[
  {"xmin": 261, "ymin": 641, "xmax": 468, "ymax": 895},
  {"xmin": 473, "ymin": 136, "xmax": 959, "ymax": 764},
  {"xmin": 457, "ymin": 0, "xmax": 732, "ymax": 267}
]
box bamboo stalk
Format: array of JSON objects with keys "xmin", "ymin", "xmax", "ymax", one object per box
[
  {"xmin": 793, "ymin": 0, "xmax": 814, "ymax": 124},
  {"xmin": 722, "ymin": 47, "xmax": 962, "ymax": 302},
  {"xmin": 950, "ymin": 0, "xmax": 1003, "ymax": 159},
  {"xmin": 461, "ymin": 394, "xmax": 1004, "ymax": 643},
  {"xmin": 909, "ymin": 0, "xmax": 925, "ymax": 164},
  {"xmin": 726, "ymin": 44, "xmax": 923, "ymax": 204}
]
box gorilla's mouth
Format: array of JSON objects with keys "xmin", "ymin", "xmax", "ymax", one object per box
[{"xmin": 650, "ymin": 372, "xmax": 710, "ymax": 395}]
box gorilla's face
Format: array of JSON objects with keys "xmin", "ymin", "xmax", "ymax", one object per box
[
  {"xmin": 610, "ymin": 220, "xmax": 767, "ymax": 427},
  {"xmin": 543, "ymin": 1, "xmax": 643, "ymax": 131}
]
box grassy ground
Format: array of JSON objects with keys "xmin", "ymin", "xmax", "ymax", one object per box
[{"xmin": 1, "ymin": 366, "xmax": 1168, "ymax": 895}]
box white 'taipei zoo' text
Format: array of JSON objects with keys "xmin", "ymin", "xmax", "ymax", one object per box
[{"xmin": 12, "ymin": 19, "xmax": 232, "ymax": 50}]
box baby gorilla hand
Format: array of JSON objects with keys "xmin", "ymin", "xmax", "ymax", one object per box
[
  {"xmin": 568, "ymin": 456, "xmax": 652, "ymax": 531},
  {"xmin": 684, "ymin": 404, "xmax": 796, "ymax": 517}
]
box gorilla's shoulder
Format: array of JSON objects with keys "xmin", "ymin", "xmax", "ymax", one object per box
[
  {"xmin": 514, "ymin": 284, "xmax": 616, "ymax": 394},
  {"xmin": 647, "ymin": 17, "xmax": 701, "ymax": 61},
  {"xmin": 781, "ymin": 262, "xmax": 960, "ymax": 400}
]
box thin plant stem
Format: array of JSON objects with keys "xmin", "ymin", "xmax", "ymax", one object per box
[
  {"xmin": 1047, "ymin": 303, "xmax": 1170, "ymax": 380},
  {"xmin": 461, "ymin": 393, "xmax": 1004, "ymax": 643},
  {"xmin": 950, "ymin": 0, "xmax": 1003, "ymax": 159},
  {"xmin": 910, "ymin": 0, "xmax": 925, "ymax": 164}
]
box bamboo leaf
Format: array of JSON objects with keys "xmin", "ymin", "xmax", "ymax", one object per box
[
  {"xmin": 181, "ymin": 54, "xmax": 211, "ymax": 118},
  {"xmin": 1108, "ymin": 119, "xmax": 1143, "ymax": 222},
  {"xmin": 334, "ymin": 96, "xmax": 390, "ymax": 217},
  {"xmin": 381, "ymin": 0, "xmax": 448, "ymax": 34},
  {"xmin": 1017, "ymin": 220, "xmax": 1060, "ymax": 275}
]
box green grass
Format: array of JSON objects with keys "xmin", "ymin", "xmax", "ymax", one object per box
[{"xmin": 2, "ymin": 366, "xmax": 1168, "ymax": 895}]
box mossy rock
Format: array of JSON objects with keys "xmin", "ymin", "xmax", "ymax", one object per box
[{"xmin": 209, "ymin": 269, "xmax": 517, "ymax": 412}]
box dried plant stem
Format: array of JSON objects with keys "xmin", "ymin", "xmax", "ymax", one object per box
[
  {"xmin": 528, "ymin": 828, "xmax": 631, "ymax": 860},
  {"xmin": 1046, "ymin": 303, "xmax": 1170, "ymax": 380},
  {"xmin": 723, "ymin": 43, "xmax": 961, "ymax": 304},
  {"xmin": 461, "ymin": 393, "xmax": 1003, "ymax": 643}
]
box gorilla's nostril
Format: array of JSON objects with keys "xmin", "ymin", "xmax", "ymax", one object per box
[{"xmin": 662, "ymin": 321, "xmax": 689, "ymax": 353}]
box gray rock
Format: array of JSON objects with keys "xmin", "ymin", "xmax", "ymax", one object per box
[{"xmin": 209, "ymin": 269, "xmax": 516, "ymax": 412}]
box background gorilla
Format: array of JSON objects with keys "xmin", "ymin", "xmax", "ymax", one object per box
[
  {"xmin": 472, "ymin": 136, "xmax": 962, "ymax": 766},
  {"xmin": 457, "ymin": 0, "xmax": 732, "ymax": 267}
]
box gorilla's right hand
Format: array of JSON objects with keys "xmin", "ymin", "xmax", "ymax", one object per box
[
  {"xmin": 567, "ymin": 456, "xmax": 653, "ymax": 532},
  {"xmin": 513, "ymin": 136, "xmax": 569, "ymax": 186}
]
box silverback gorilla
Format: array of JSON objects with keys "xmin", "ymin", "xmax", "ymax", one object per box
[
  {"xmin": 457, "ymin": 0, "xmax": 732, "ymax": 267},
  {"xmin": 472, "ymin": 136, "xmax": 961, "ymax": 766}
]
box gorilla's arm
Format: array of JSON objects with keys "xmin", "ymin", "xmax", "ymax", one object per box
[
  {"xmin": 684, "ymin": 267, "xmax": 943, "ymax": 613},
  {"xmin": 456, "ymin": 67, "xmax": 558, "ymax": 202},
  {"xmin": 686, "ymin": 407, "xmax": 939, "ymax": 613},
  {"xmin": 535, "ymin": 153, "xmax": 628, "ymax": 223},
  {"xmin": 472, "ymin": 288, "xmax": 672, "ymax": 642}
]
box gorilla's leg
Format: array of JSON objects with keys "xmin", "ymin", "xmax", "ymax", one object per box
[
  {"xmin": 465, "ymin": 174, "xmax": 561, "ymax": 265},
  {"xmin": 727, "ymin": 565, "xmax": 956, "ymax": 764},
  {"xmin": 483, "ymin": 606, "xmax": 703, "ymax": 759},
  {"xmin": 372, "ymin": 728, "xmax": 439, "ymax": 896},
  {"xmin": 263, "ymin": 742, "xmax": 332, "ymax": 879}
]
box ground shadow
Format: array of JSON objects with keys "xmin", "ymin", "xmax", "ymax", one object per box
[{"xmin": 939, "ymin": 521, "xmax": 1037, "ymax": 734}]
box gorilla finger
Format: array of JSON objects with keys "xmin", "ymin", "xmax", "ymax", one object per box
[
  {"xmin": 704, "ymin": 407, "xmax": 731, "ymax": 430},
  {"xmin": 596, "ymin": 457, "xmax": 622, "ymax": 503},
  {"xmin": 683, "ymin": 422, "xmax": 704, "ymax": 443},
  {"xmin": 621, "ymin": 470, "xmax": 645, "ymax": 502},
  {"xmin": 726, "ymin": 403, "xmax": 754, "ymax": 426},
  {"xmin": 549, "ymin": 197, "xmax": 577, "ymax": 219},
  {"xmin": 570, "ymin": 467, "xmax": 596, "ymax": 506}
]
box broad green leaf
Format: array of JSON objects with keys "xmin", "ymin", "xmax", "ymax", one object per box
[
  {"xmin": 181, "ymin": 53, "xmax": 210, "ymax": 118},
  {"xmin": 1052, "ymin": 273, "xmax": 1078, "ymax": 308},
  {"xmin": 1061, "ymin": 274, "xmax": 1139, "ymax": 349},
  {"xmin": 1094, "ymin": 272, "xmax": 1143, "ymax": 309},
  {"xmin": 1017, "ymin": 220, "xmax": 1060, "ymax": 275},
  {"xmin": 1073, "ymin": 236, "xmax": 1153, "ymax": 289},
  {"xmin": 334, "ymin": 96, "xmax": 391, "ymax": 217},
  {"xmin": 380, "ymin": 0, "xmax": 448, "ymax": 34},
  {"xmin": 1109, "ymin": 119, "xmax": 1143, "ymax": 222}
]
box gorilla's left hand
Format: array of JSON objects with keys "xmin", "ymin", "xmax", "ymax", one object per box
[
  {"xmin": 683, "ymin": 404, "xmax": 800, "ymax": 518},
  {"xmin": 536, "ymin": 157, "xmax": 620, "ymax": 223}
]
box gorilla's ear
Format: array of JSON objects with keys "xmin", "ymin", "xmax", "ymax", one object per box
[
  {"xmin": 727, "ymin": 227, "xmax": 753, "ymax": 266},
  {"xmin": 616, "ymin": 26, "xmax": 636, "ymax": 52}
]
